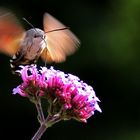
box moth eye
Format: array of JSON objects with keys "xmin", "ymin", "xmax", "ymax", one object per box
[
  {"xmin": 34, "ymin": 34, "xmax": 44, "ymax": 39},
  {"xmin": 34, "ymin": 35, "xmax": 40, "ymax": 38}
]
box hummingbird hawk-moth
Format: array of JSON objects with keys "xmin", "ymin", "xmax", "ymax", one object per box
[{"xmin": 0, "ymin": 8, "xmax": 80, "ymax": 72}]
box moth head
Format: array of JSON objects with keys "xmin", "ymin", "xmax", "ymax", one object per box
[{"xmin": 26, "ymin": 28, "xmax": 45, "ymax": 39}]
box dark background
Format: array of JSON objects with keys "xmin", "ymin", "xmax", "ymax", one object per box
[{"xmin": 0, "ymin": 0, "xmax": 140, "ymax": 139}]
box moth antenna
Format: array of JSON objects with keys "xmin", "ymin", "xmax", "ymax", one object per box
[
  {"xmin": 45, "ymin": 27, "xmax": 70, "ymax": 33},
  {"xmin": 22, "ymin": 17, "xmax": 34, "ymax": 28},
  {"xmin": 22, "ymin": 17, "xmax": 39, "ymax": 32}
]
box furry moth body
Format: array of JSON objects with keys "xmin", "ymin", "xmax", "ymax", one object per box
[
  {"xmin": 10, "ymin": 28, "xmax": 46, "ymax": 72},
  {"xmin": 0, "ymin": 9, "xmax": 80, "ymax": 72}
]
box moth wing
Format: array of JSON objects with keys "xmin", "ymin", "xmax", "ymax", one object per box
[
  {"xmin": 0, "ymin": 8, "xmax": 25, "ymax": 56},
  {"xmin": 41, "ymin": 13, "xmax": 80, "ymax": 63},
  {"xmin": 40, "ymin": 47, "xmax": 54, "ymax": 63}
]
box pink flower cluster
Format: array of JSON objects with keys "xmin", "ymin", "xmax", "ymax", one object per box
[{"xmin": 13, "ymin": 65, "xmax": 102, "ymax": 122}]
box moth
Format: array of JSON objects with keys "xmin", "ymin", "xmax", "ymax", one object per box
[{"xmin": 0, "ymin": 8, "xmax": 80, "ymax": 72}]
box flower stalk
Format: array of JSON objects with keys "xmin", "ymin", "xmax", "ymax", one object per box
[
  {"xmin": 13, "ymin": 65, "xmax": 102, "ymax": 139},
  {"xmin": 32, "ymin": 112, "xmax": 61, "ymax": 140},
  {"xmin": 31, "ymin": 123, "xmax": 47, "ymax": 140},
  {"xmin": 35, "ymin": 100, "xmax": 45, "ymax": 124}
]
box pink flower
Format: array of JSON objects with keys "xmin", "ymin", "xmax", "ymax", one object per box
[
  {"xmin": 13, "ymin": 65, "xmax": 47, "ymax": 98},
  {"xmin": 13, "ymin": 65, "xmax": 102, "ymax": 122}
]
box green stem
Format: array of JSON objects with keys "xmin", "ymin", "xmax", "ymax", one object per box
[
  {"xmin": 31, "ymin": 123, "xmax": 47, "ymax": 140},
  {"xmin": 31, "ymin": 114, "xmax": 61, "ymax": 140},
  {"xmin": 35, "ymin": 100, "xmax": 45, "ymax": 124}
]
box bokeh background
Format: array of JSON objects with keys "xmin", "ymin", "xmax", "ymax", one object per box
[{"xmin": 0, "ymin": 0, "xmax": 140, "ymax": 139}]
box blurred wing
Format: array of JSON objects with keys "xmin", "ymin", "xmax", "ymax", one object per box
[
  {"xmin": 41, "ymin": 13, "xmax": 80, "ymax": 63},
  {"xmin": 0, "ymin": 8, "xmax": 24, "ymax": 56},
  {"xmin": 41, "ymin": 47, "xmax": 54, "ymax": 63}
]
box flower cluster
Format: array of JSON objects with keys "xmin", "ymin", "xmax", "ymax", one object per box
[{"xmin": 13, "ymin": 65, "xmax": 102, "ymax": 122}]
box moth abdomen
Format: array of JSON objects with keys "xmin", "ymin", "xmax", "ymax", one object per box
[{"xmin": 10, "ymin": 52, "xmax": 37, "ymax": 74}]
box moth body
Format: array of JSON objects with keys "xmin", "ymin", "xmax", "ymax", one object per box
[{"xmin": 10, "ymin": 28, "xmax": 47, "ymax": 72}]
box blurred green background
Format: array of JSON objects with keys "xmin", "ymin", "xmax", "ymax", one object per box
[{"xmin": 0, "ymin": 0, "xmax": 140, "ymax": 139}]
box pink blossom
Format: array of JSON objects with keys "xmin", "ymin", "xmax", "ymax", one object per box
[
  {"xmin": 13, "ymin": 65, "xmax": 102, "ymax": 122},
  {"xmin": 13, "ymin": 65, "xmax": 47, "ymax": 97}
]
